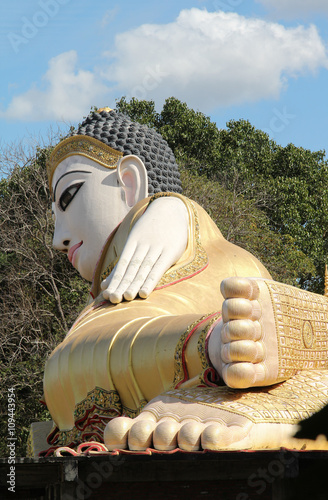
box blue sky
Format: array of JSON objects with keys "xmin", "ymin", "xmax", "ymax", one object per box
[{"xmin": 1, "ymin": 0, "xmax": 328, "ymax": 154}]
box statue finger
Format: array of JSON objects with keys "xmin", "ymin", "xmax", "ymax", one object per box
[
  {"xmin": 102, "ymin": 256, "xmax": 134, "ymax": 295},
  {"xmin": 101, "ymin": 262, "xmax": 119, "ymax": 291},
  {"xmin": 106, "ymin": 245, "xmax": 155, "ymax": 302},
  {"xmin": 123, "ymin": 278, "xmax": 144, "ymax": 301},
  {"xmin": 124, "ymin": 249, "xmax": 162, "ymax": 300},
  {"xmin": 107, "ymin": 274, "xmax": 140, "ymax": 303},
  {"xmin": 103, "ymin": 246, "xmax": 145, "ymax": 297},
  {"xmin": 139, "ymin": 254, "xmax": 171, "ymax": 298},
  {"xmin": 105, "ymin": 236, "xmax": 143, "ymax": 288}
]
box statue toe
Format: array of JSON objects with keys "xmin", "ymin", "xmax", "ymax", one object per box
[
  {"xmin": 153, "ymin": 419, "xmax": 180, "ymax": 451},
  {"xmin": 104, "ymin": 416, "xmax": 134, "ymax": 450},
  {"xmin": 128, "ymin": 419, "xmax": 157, "ymax": 451}
]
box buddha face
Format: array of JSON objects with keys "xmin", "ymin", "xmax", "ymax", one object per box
[{"xmin": 51, "ymin": 155, "xmax": 131, "ymax": 282}]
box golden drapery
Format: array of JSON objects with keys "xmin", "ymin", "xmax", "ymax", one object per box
[{"xmin": 43, "ymin": 194, "xmax": 271, "ymax": 450}]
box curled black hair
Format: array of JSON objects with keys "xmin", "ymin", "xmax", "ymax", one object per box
[{"xmin": 75, "ymin": 110, "xmax": 182, "ymax": 195}]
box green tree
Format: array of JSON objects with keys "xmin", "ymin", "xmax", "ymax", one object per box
[
  {"xmin": 215, "ymin": 122, "xmax": 328, "ymax": 292},
  {"xmin": 115, "ymin": 96, "xmax": 160, "ymax": 129},
  {"xmin": 116, "ymin": 96, "xmax": 220, "ymax": 173},
  {"xmin": 180, "ymin": 167, "xmax": 315, "ymax": 286}
]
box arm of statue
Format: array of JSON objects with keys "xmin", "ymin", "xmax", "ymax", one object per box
[{"xmin": 101, "ymin": 197, "xmax": 189, "ymax": 303}]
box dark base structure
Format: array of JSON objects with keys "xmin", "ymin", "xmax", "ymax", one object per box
[{"xmin": 1, "ymin": 450, "xmax": 328, "ymax": 500}]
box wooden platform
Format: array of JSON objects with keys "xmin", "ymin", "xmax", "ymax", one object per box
[{"xmin": 1, "ymin": 449, "xmax": 328, "ymax": 500}]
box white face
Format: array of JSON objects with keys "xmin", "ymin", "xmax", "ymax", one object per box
[{"xmin": 52, "ymin": 155, "xmax": 130, "ymax": 282}]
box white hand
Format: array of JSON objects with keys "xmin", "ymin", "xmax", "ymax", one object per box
[{"xmin": 101, "ymin": 197, "xmax": 189, "ymax": 303}]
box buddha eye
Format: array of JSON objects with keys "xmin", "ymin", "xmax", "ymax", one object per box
[{"xmin": 59, "ymin": 182, "xmax": 84, "ymax": 211}]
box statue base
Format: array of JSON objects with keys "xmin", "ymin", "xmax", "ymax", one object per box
[{"xmin": 1, "ymin": 449, "xmax": 328, "ymax": 500}]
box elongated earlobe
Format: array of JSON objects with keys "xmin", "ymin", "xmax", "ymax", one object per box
[{"xmin": 117, "ymin": 155, "xmax": 148, "ymax": 207}]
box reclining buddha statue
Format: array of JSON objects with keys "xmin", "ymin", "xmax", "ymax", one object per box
[{"xmin": 42, "ymin": 108, "xmax": 328, "ymax": 454}]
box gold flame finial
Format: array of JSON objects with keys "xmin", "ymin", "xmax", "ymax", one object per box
[{"xmin": 97, "ymin": 107, "xmax": 113, "ymax": 113}]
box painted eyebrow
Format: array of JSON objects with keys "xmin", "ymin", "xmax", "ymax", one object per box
[{"xmin": 53, "ymin": 170, "xmax": 92, "ymax": 202}]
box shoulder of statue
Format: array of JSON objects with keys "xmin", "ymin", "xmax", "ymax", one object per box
[
  {"xmin": 147, "ymin": 191, "xmax": 191, "ymax": 207},
  {"xmin": 127, "ymin": 192, "xmax": 193, "ymax": 229}
]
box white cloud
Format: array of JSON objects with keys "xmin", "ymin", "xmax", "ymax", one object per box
[
  {"xmin": 0, "ymin": 51, "xmax": 108, "ymax": 121},
  {"xmin": 256, "ymin": 0, "xmax": 328, "ymax": 18},
  {"xmin": 102, "ymin": 8, "xmax": 328, "ymax": 111},
  {"xmin": 2, "ymin": 9, "xmax": 328, "ymax": 122}
]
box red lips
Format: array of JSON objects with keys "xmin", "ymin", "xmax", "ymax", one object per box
[{"xmin": 68, "ymin": 241, "xmax": 83, "ymax": 266}]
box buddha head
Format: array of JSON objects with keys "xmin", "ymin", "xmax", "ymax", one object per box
[{"xmin": 47, "ymin": 108, "xmax": 182, "ymax": 281}]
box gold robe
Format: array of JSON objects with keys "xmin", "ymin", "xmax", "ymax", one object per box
[{"xmin": 43, "ymin": 194, "xmax": 271, "ymax": 449}]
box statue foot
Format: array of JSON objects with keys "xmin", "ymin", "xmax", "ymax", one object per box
[
  {"xmin": 209, "ymin": 277, "xmax": 328, "ymax": 389},
  {"xmin": 104, "ymin": 394, "xmax": 256, "ymax": 452},
  {"xmin": 104, "ymin": 371, "xmax": 328, "ymax": 452}
]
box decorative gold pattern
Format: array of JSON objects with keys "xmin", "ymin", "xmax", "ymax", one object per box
[
  {"xmin": 266, "ymin": 281, "xmax": 328, "ymax": 379},
  {"xmin": 74, "ymin": 386, "xmax": 121, "ymax": 421},
  {"xmin": 172, "ymin": 317, "xmax": 206, "ymax": 388},
  {"xmin": 47, "ymin": 135, "xmax": 123, "ymax": 190},
  {"xmin": 48, "ymin": 387, "xmax": 122, "ymax": 448},
  {"xmin": 46, "ymin": 386, "xmax": 147, "ymax": 450},
  {"xmin": 197, "ymin": 314, "xmax": 221, "ymax": 370},
  {"xmin": 302, "ymin": 321, "xmax": 314, "ymax": 349},
  {"xmin": 148, "ymin": 193, "xmax": 208, "ymax": 288},
  {"xmin": 172, "ymin": 313, "xmax": 218, "ymax": 388},
  {"xmin": 165, "ymin": 371, "xmax": 328, "ymax": 424},
  {"xmin": 197, "ymin": 314, "xmax": 222, "ymax": 386},
  {"xmin": 49, "ymin": 420, "xmax": 103, "ymax": 449}
]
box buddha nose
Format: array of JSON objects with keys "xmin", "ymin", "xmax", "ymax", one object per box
[{"xmin": 52, "ymin": 226, "xmax": 71, "ymax": 254}]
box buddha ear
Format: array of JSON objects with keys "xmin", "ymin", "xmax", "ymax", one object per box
[{"xmin": 117, "ymin": 155, "xmax": 148, "ymax": 207}]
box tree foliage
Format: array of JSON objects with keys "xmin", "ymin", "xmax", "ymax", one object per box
[
  {"xmin": 116, "ymin": 96, "xmax": 220, "ymax": 173},
  {"xmin": 215, "ymin": 122, "xmax": 328, "ymax": 292},
  {"xmin": 180, "ymin": 168, "xmax": 315, "ymax": 286}
]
